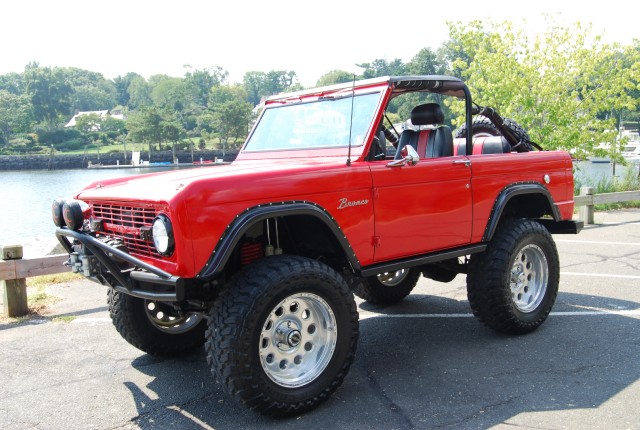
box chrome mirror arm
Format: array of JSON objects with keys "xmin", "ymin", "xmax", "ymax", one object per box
[{"xmin": 386, "ymin": 145, "xmax": 420, "ymax": 167}]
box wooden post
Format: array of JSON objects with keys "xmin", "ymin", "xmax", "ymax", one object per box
[
  {"xmin": 579, "ymin": 186, "xmax": 595, "ymax": 225},
  {"xmin": 1, "ymin": 244, "xmax": 28, "ymax": 317}
]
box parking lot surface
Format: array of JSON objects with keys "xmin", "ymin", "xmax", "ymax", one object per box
[{"xmin": 1, "ymin": 209, "xmax": 639, "ymax": 429}]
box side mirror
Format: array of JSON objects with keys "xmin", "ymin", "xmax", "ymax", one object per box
[{"xmin": 386, "ymin": 145, "xmax": 420, "ymax": 167}]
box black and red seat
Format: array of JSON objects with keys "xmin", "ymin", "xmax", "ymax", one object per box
[{"xmin": 394, "ymin": 103, "xmax": 453, "ymax": 160}]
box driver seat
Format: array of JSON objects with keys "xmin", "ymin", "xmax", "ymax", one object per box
[{"xmin": 394, "ymin": 103, "xmax": 453, "ymax": 159}]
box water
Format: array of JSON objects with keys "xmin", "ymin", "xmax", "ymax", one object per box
[
  {"xmin": 573, "ymin": 160, "xmax": 639, "ymax": 186},
  {"xmin": 0, "ymin": 160, "xmax": 637, "ymax": 254},
  {"xmin": 0, "ymin": 166, "xmax": 182, "ymax": 251}
]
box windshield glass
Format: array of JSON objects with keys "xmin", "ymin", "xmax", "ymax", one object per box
[{"xmin": 244, "ymin": 92, "xmax": 382, "ymax": 152}]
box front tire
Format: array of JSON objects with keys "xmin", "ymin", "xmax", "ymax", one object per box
[
  {"xmin": 466, "ymin": 219, "xmax": 559, "ymax": 334},
  {"xmin": 206, "ymin": 256, "xmax": 359, "ymax": 417},
  {"xmin": 108, "ymin": 290, "xmax": 206, "ymax": 356}
]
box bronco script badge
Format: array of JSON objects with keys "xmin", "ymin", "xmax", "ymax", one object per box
[{"xmin": 337, "ymin": 198, "xmax": 369, "ymax": 210}]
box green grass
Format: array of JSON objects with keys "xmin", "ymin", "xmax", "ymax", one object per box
[
  {"xmin": 27, "ymin": 272, "xmax": 83, "ymax": 288},
  {"xmin": 52, "ymin": 315, "xmax": 76, "ymax": 324},
  {"xmin": 1, "ymin": 273, "xmax": 82, "ymax": 325}
]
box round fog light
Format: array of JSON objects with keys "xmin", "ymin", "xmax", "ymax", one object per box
[
  {"xmin": 52, "ymin": 199, "xmax": 66, "ymax": 227},
  {"xmin": 152, "ymin": 215, "xmax": 174, "ymax": 255},
  {"xmin": 62, "ymin": 200, "xmax": 85, "ymax": 231}
]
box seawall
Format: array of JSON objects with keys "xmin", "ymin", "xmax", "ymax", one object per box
[{"xmin": 0, "ymin": 150, "xmax": 239, "ymax": 171}]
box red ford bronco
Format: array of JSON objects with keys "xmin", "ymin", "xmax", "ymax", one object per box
[{"xmin": 53, "ymin": 75, "xmax": 582, "ymax": 416}]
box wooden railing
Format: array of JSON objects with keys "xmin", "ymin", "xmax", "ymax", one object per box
[
  {"xmin": 3, "ymin": 188, "xmax": 640, "ymax": 317},
  {"xmin": 574, "ymin": 187, "xmax": 640, "ymax": 224},
  {"xmin": 1, "ymin": 245, "xmax": 70, "ymax": 317}
]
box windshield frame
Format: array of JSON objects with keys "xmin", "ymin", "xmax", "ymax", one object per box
[{"xmin": 241, "ymin": 90, "xmax": 384, "ymax": 155}]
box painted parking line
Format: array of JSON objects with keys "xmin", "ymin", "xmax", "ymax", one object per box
[
  {"xmin": 560, "ymin": 272, "xmax": 640, "ymax": 279},
  {"xmin": 359, "ymin": 309, "xmax": 640, "ymax": 320},
  {"xmin": 167, "ymin": 406, "xmax": 215, "ymax": 430},
  {"xmin": 71, "ymin": 317, "xmax": 111, "ymax": 324},
  {"xmin": 556, "ymin": 239, "xmax": 640, "ymax": 246},
  {"xmin": 601, "ymin": 222, "xmax": 640, "ymax": 226}
]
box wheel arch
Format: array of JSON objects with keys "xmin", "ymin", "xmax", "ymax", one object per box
[
  {"xmin": 197, "ymin": 201, "xmax": 361, "ymax": 280},
  {"xmin": 483, "ymin": 183, "xmax": 560, "ymax": 242}
]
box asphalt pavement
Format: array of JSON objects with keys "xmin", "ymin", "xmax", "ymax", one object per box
[{"xmin": 1, "ymin": 209, "xmax": 639, "ymax": 430}]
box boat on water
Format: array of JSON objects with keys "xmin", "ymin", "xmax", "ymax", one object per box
[
  {"xmin": 587, "ymin": 128, "xmax": 640, "ymax": 164},
  {"xmin": 620, "ymin": 129, "xmax": 640, "ymax": 164},
  {"xmin": 622, "ymin": 141, "xmax": 640, "ymax": 164}
]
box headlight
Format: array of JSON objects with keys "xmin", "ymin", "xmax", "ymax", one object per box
[{"xmin": 152, "ymin": 215, "xmax": 174, "ymax": 255}]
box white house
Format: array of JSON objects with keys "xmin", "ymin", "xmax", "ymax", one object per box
[{"xmin": 64, "ymin": 109, "xmax": 125, "ymax": 128}]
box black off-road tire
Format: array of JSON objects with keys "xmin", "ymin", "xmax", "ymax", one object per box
[
  {"xmin": 353, "ymin": 268, "xmax": 420, "ymax": 305},
  {"xmin": 466, "ymin": 219, "xmax": 559, "ymax": 334},
  {"xmin": 206, "ymin": 256, "xmax": 359, "ymax": 417},
  {"xmin": 108, "ymin": 290, "xmax": 206, "ymax": 356},
  {"xmin": 455, "ymin": 115, "xmax": 533, "ymax": 152}
]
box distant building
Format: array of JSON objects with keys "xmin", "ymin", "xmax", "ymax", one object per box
[{"xmin": 64, "ymin": 109, "xmax": 125, "ymax": 128}]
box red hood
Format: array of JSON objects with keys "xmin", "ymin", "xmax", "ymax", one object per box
[{"xmin": 75, "ymin": 157, "xmax": 364, "ymax": 205}]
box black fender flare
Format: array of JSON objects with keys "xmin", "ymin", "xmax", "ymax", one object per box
[
  {"xmin": 482, "ymin": 183, "xmax": 561, "ymax": 242},
  {"xmin": 197, "ymin": 201, "xmax": 361, "ymax": 279}
]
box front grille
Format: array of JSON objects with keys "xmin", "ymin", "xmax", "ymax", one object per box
[{"xmin": 92, "ymin": 202, "xmax": 164, "ymax": 258}]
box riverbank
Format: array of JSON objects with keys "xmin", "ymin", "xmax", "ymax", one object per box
[{"xmin": 0, "ymin": 149, "xmax": 238, "ymax": 171}]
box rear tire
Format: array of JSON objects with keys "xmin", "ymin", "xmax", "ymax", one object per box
[
  {"xmin": 353, "ymin": 268, "xmax": 420, "ymax": 305},
  {"xmin": 466, "ymin": 219, "xmax": 559, "ymax": 334},
  {"xmin": 206, "ymin": 256, "xmax": 359, "ymax": 417},
  {"xmin": 455, "ymin": 116, "xmax": 533, "ymax": 152},
  {"xmin": 108, "ymin": 290, "xmax": 206, "ymax": 356}
]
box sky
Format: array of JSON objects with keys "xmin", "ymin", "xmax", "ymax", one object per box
[{"xmin": 2, "ymin": 0, "xmax": 638, "ymax": 88}]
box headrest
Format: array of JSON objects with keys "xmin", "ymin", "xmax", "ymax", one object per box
[{"xmin": 410, "ymin": 103, "xmax": 444, "ymax": 126}]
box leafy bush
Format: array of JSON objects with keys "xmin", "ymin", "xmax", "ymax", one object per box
[
  {"xmin": 58, "ymin": 138, "xmax": 87, "ymax": 151},
  {"xmin": 37, "ymin": 128, "xmax": 85, "ymax": 148}
]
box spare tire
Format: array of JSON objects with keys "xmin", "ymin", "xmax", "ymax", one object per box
[{"xmin": 455, "ymin": 116, "xmax": 533, "ymax": 152}]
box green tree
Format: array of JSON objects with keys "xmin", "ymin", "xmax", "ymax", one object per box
[
  {"xmin": 406, "ymin": 47, "xmax": 445, "ymax": 75},
  {"xmin": 243, "ymin": 71, "xmax": 266, "ymax": 106},
  {"xmin": 208, "ymin": 85, "xmax": 253, "ymax": 151},
  {"xmin": 0, "ymin": 90, "xmax": 34, "ymax": 145},
  {"xmin": 23, "ymin": 63, "xmax": 73, "ymax": 128},
  {"xmin": 74, "ymin": 113, "xmax": 105, "ymax": 157},
  {"xmin": 102, "ymin": 116, "xmax": 126, "ymax": 135},
  {"xmin": 127, "ymin": 107, "xmax": 186, "ymax": 161},
  {"xmin": 150, "ymin": 76, "xmax": 188, "ymax": 111},
  {"xmin": 446, "ymin": 20, "xmax": 640, "ymax": 159},
  {"xmin": 0, "ymin": 72, "xmax": 25, "ymax": 95},
  {"xmin": 618, "ymin": 40, "xmax": 640, "ymax": 132},
  {"xmin": 160, "ymin": 111, "xmax": 186, "ymax": 162},
  {"xmin": 393, "ymin": 48, "xmax": 451, "ymax": 121},
  {"xmin": 357, "ymin": 59, "xmax": 407, "ymax": 79},
  {"xmin": 184, "ymin": 65, "xmax": 228, "ymax": 107},
  {"xmin": 74, "ymin": 112, "xmax": 103, "ymax": 135},
  {"xmin": 127, "ymin": 107, "xmax": 163, "ymax": 160},
  {"xmin": 128, "ymin": 76, "xmax": 152, "ymax": 109},
  {"xmin": 242, "ymin": 70, "xmax": 300, "ymax": 106},
  {"xmin": 62, "ymin": 67, "xmax": 117, "ymax": 112},
  {"xmin": 316, "ymin": 70, "xmax": 355, "ymax": 86},
  {"xmin": 113, "ymin": 72, "xmax": 143, "ymax": 107}
]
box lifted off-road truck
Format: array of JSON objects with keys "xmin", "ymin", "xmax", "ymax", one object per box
[{"xmin": 53, "ymin": 75, "xmax": 582, "ymax": 416}]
